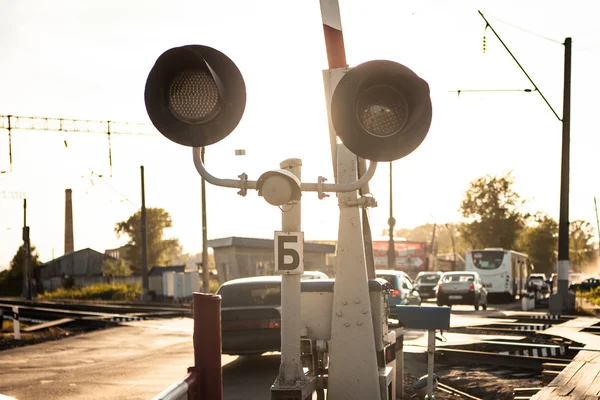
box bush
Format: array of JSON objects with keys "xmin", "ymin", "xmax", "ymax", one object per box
[
  {"xmin": 39, "ymin": 283, "xmax": 142, "ymax": 301},
  {"xmin": 582, "ymin": 286, "xmax": 600, "ymax": 306}
]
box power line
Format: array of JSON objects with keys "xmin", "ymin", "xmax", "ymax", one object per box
[
  {"xmin": 88, "ymin": 169, "xmax": 139, "ymax": 209},
  {"xmin": 484, "ymin": 13, "xmax": 564, "ymax": 45},
  {"xmin": 0, "ymin": 115, "xmax": 158, "ymax": 176}
]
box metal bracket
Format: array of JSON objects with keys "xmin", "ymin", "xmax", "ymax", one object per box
[
  {"xmin": 340, "ymin": 195, "xmax": 378, "ymax": 208},
  {"xmin": 192, "ymin": 147, "xmax": 377, "ymax": 196},
  {"xmin": 237, "ymin": 173, "xmax": 248, "ymax": 196},
  {"xmin": 317, "ymin": 176, "xmax": 329, "ymax": 199}
]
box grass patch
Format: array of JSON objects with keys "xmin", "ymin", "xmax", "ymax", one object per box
[
  {"xmin": 39, "ymin": 283, "xmax": 142, "ymax": 301},
  {"xmin": 581, "ymin": 286, "xmax": 600, "ymax": 306}
]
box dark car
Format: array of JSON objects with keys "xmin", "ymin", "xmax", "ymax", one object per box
[
  {"xmin": 436, "ymin": 271, "xmax": 488, "ymax": 310},
  {"xmin": 217, "ymin": 273, "xmax": 328, "ymax": 355},
  {"xmin": 414, "ymin": 271, "xmax": 442, "ymax": 299},
  {"xmin": 217, "ymin": 276, "xmax": 282, "ymax": 355},
  {"xmin": 375, "ymin": 269, "xmax": 421, "ymax": 319},
  {"xmin": 569, "ymin": 278, "xmax": 600, "ymax": 292}
]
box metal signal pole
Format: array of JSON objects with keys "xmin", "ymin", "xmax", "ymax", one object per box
[
  {"xmin": 476, "ymin": 12, "xmax": 573, "ymax": 312},
  {"xmin": 388, "ymin": 162, "xmax": 396, "ymax": 270},
  {"xmin": 201, "ymin": 147, "xmax": 209, "ymax": 293},
  {"xmin": 140, "ymin": 166, "xmax": 150, "ymax": 301},
  {"xmin": 23, "ymin": 199, "xmax": 31, "ymax": 300},
  {"xmin": 594, "ymin": 197, "xmax": 600, "ymax": 257},
  {"xmin": 556, "ymin": 37, "xmax": 572, "ymax": 311}
]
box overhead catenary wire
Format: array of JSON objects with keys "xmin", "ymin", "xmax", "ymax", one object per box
[
  {"xmin": 477, "ymin": 11, "xmax": 562, "ymax": 122},
  {"xmin": 0, "ymin": 115, "xmax": 158, "ymax": 176}
]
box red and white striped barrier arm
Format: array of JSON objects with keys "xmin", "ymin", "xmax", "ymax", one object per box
[{"xmin": 319, "ymin": 0, "xmax": 347, "ymax": 68}]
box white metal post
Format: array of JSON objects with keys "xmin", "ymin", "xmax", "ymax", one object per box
[
  {"xmin": 277, "ymin": 158, "xmax": 304, "ymax": 386},
  {"xmin": 427, "ymin": 329, "xmax": 435, "ymax": 399},
  {"xmin": 327, "ymin": 144, "xmax": 381, "ymax": 400},
  {"xmin": 12, "ymin": 306, "xmax": 20, "ymax": 340}
]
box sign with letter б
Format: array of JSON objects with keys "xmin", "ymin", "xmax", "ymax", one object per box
[{"xmin": 274, "ymin": 231, "xmax": 304, "ymax": 274}]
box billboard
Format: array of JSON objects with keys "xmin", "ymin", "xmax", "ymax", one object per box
[{"xmin": 372, "ymin": 240, "xmax": 427, "ymax": 271}]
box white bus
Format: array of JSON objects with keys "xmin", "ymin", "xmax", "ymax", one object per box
[{"xmin": 465, "ymin": 248, "xmax": 532, "ymax": 300}]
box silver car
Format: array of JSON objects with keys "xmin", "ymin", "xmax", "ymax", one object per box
[{"xmin": 436, "ymin": 271, "xmax": 488, "ymax": 310}]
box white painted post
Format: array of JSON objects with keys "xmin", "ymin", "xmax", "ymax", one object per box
[
  {"xmin": 327, "ymin": 144, "xmax": 381, "ymax": 399},
  {"xmin": 277, "ymin": 158, "xmax": 304, "ymax": 386},
  {"xmin": 12, "ymin": 306, "xmax": 20, "ymax": 340},
  {"xmin": 426, "ymin": 329, "xmax": 435, "ymax": 399}
]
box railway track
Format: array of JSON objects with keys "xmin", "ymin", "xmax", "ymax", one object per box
[{"xmin": 0, "ymin": 299, "xmax": 189, "ymax": 331}]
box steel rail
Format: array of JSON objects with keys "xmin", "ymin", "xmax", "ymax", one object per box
[
  {"xmin": 437, "ymin": 347, "xmax": 571, "ymax": 370},
  {"xmin": 438, "ymin": 382, "xmax": 482, "ymax": 400}
]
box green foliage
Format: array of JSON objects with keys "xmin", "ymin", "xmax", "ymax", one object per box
[
  {"xmin": 0, "ymin": 244, "xmax": 42, "ymax": 296},
  {"xmin": 570, "ymin": 220, "xmax": 596, "ymax": 268},
  {"xmin": 209, "ymin": 279, "xmax": 220, "ymax": 294},
  {"xmin": 102, "ymin": 258, "xmax": 133, "ymax": 282},
  {"xmin": 518, "ymin": 214, "xmax": 558, "ymax": 276},
  {"xmin": 391, "ymin": 223, "xmax": 468, "ymax": 255},
  {"xmin": 582, "ymin": 286, "xmax": 600, "ymax": 307},
  {"xmin": 6, "ymin": 244, "xmax": 41, "ymax": 280},
  {"xmin": 459, "ymin": 172, "xmax": 527, "ymax": 250},
  {"xmin": 115, "ymin": 208, "xmax": 182, "ymax": 275},
  {"xmin": 39, "ymin": 283, "xmax": 141, "ymax": 301}
]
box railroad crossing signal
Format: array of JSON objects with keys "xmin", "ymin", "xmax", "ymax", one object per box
[
  {"xmin": 144, "ymin": 45, "xmax": 246, "ymax": 148},
  {"xmin": 331, "ymin": 60, "xmax": 432, "ymax": 162}
]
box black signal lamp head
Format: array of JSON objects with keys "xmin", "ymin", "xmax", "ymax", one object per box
[
  {"xmin": 331, "ymin": 60, "xmax": 433, "ymax": 162},
  {"xmin": 145, "ymin": 45, "xmax": 246, "ymax": 147}
]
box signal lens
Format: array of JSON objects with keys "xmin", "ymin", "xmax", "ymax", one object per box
[
  {"xmin": 357, "ymin": 85, "xmax": 408, "ymax": 137},
  {"xmin": 168, "ymin": 69, "xmax": 221, "ymax": 123},
  {"xmin": 391, "ymin": 289, "xmax": 401, "ymax": 298},
  {"xmin": 469, "ymin": 283, "xmax": 475, "ymax": 291}
]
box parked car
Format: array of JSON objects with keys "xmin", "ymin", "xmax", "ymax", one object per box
[
  {"xmin": 375, "ymin": 270, "xmax": 421, "ymax": 319},
  {"xmin": 436, "ymin": 271, "xmax": 488, "ymax": 310},
  {"xmin": 301, "ymin": 270, "xmax": 329, "ymax": 280},
  {"xmin": 217, "ymin": 272, "xmax": 329, "ymax": 355},
  {"xmin": 217, "ymin": 276, "xmax": 282, "ymax": 355},
  {"xmin": 528, "ymin": 273, "xmax": 548, "ymax": 292},
  {"xmin": 414, "ymin": 271, "xmax": 443, "ymax": 299},
  {"xmin": 569, "ymin": 277, "xmax": 600, "ymax": 292}
]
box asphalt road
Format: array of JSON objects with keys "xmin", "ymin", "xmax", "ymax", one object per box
[{"xmin": 0, "ymin": 301, "xmax": 523, "ymax": 400}]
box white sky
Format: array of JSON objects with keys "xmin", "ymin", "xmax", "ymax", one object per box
[{"xmin": 1, "ymin": 0, "xmax": 599, "ymax": 270}]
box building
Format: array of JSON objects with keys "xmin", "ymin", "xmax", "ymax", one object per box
[
  {"xmin": 38, "ymin": 248, "xmax": 139, "ymax": 291},
  {"xmin": 148, "ymin": 265, "xmax": 186, "ymax": 297},
  {"xmin": 208, "ymin": 236, "xmax": 336, "ymax": 283},
  {"xmin": 437, "ymin": 252, "xmax": 466, "ymax": 272},
  {"xmin": 372, "ymin": 240, "xmax": 428, "ymax": 276}
]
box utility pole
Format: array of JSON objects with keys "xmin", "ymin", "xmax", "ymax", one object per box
[
  {"xmin": 474, "ymin": 12, "xmax": 573, "ymax": 313},
  {"xmin": 201, "ymin": 148, "xmax": 209, "ymax": 293},
  {"xmin": 388, "ymin": 162, "xmax": 396, "ymax": 270},
  {"xmin": 140, "ymin": 166, "xmax": 150, "ymax": 301},
  {"xmin": 594, "ymin": 197, "xmax": 600, "ymax": 257},
  {"xmin": 428, "ymin": 223, "xmax": 436, "ymax": 272},
  {"xmin": 22, "ymin": 199, "xmax": 31, "ymax": 300},
  {"xmin": 556, "ymin": 37, "xmax": 572, "ymax": 312},
  {"xmin": 445, "ymin": 224, "xmax": 457, "ymax": 271}
]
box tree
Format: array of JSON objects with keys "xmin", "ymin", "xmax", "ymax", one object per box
[
  {"xmin": 518, "ymin": 214, "xmax": 558, "ymax": 276},
  {"xmin": 102, "ymin": 258, "xmax": 133, "ymax": 283},
  {"xmin": 7, "ymin": 244, "xmax": 41, "ymax": 280},
  {"xmin": 115, "ymin": 208, "xmax": 182, "ymax": 275},
  {"xmin": 570, "ymin": 220, "xmax": 596, "ymax": 271},
  {"xmin": 391, "ymin": 223, "xmax": 468, "ymax": 256},
  {"xmin": 0, "ymin": 244, "xmax": 42, "ymax": 296},
  {"xmin": 459, "ymin": 172, "xmax": 528, "ymax": 250}
]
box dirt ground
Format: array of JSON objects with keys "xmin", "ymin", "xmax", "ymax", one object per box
[
  {"xmin": 401, "ymin": 350, "xmax": 544, "ymax": 400},
  {"xmin": 0, "ymin": 320, "xmax": 110, "ymax": 351}
]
